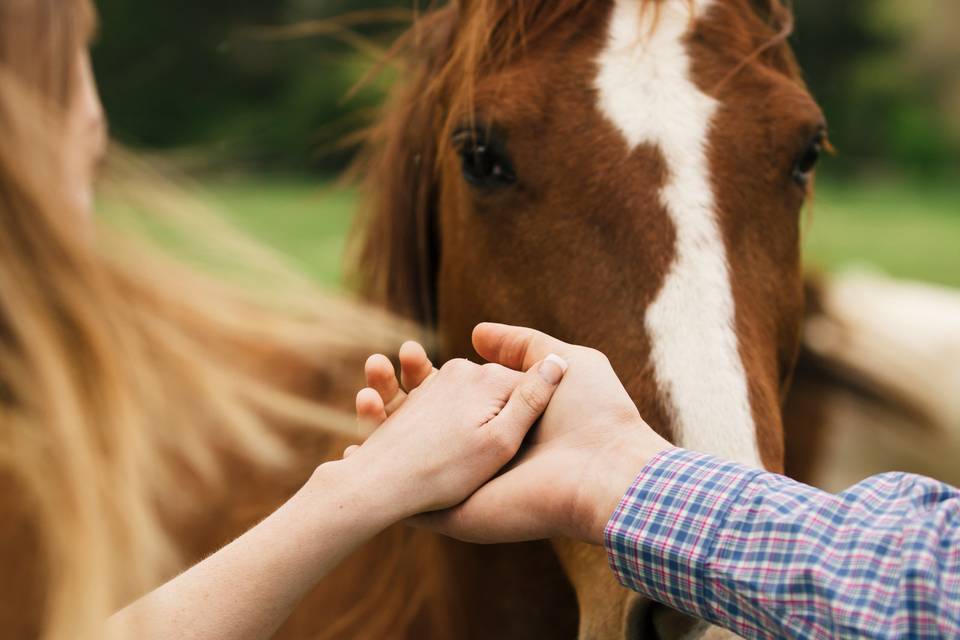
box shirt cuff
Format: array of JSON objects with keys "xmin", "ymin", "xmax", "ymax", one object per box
[{"xmin": 603, "ymin": 448, "xmax": 763, "ymax": 620}]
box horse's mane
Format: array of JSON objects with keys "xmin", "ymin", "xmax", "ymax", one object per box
[{"xmin": 348, "ymin": 0, "xmax": 798, "ymax": 326}]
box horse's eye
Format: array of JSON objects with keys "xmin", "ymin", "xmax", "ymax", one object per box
[
  {"xmin": 793, "ymin": 131, "xmax": 826, "ymax": 187},
  {"xmin": 453, "ymin": 129, "xmax": 516, "ymax": 189}
]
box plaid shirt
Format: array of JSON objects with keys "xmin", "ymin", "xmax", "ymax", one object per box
[{"xmin": 604, "ymin": 448, "xmax": 960, "ymax": 639}]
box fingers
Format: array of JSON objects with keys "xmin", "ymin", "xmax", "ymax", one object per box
[
  {"xmin": 472, "ymin": 323, "xmax": 572, "ymax": 372},
  {"xmin": 356, "ymin": 387, "xmax": 387, "ymax": 432},
  {"xmin": 411, "ymin": 506, "xmax": 541, "ymax": 544},
  {"xmin": 361, "ymin": 340, "xmax": 434, "ymax": 428},
  {"xmin": 365, "ymin": 354, "xmax": 406, "ymax": 415},
  {"xmin": 408, "ymin": 465, "xmax": 550, "ymax": 544},
  {"xmin": 485, "ymin": 354, "xmax": 568, "ymax": 449},
  {"xmin": 399, "ymin": 340, "xmax": 436, "ymax": 392}
]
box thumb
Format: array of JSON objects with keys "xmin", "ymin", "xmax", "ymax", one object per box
[
  {"xmin": 486, "ymin": 354, "xmax": 568, "ymax": 447},
  {"xmin": 473, "ymin": 323, "xmax": 574, "ymax": 372}
]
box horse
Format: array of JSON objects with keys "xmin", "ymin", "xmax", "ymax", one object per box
[
  {"xmin": 350, "ymin": 0, "xmax": 825, "ymax": 637},
  {"xmin": 784, "ymin": 272, "xmax": 960, "ymax": 492},
  {"xmin": 0, "ymin": 1, "xmax": 824, "ymax": 638}
]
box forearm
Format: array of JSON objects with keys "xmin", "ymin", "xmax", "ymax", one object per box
[
  {"xmin": 604, "ymin": 448, "xmax": 960, "ymax": 639},
  {"xmin": 108, "ymin": 460, "xmax": 398, "ymax": 640}
]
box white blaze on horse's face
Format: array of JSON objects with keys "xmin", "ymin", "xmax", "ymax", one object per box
[{"xmin": 594, "ymin": 0, "xmax": 764, "ymax": 469}]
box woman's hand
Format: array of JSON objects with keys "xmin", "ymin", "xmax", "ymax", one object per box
[
  {"xmin": 109, "ymin": 345, "xmax": 564, "ymax": 640},
  {"xmin": 364, "ymin": 324, "xmax": 672, "ymax": 546},
  {"xmin": 335, "ymin": 346, "xmax": 568, "ymax": 521}
]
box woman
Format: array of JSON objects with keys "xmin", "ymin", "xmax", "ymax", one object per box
[{"xmin": 0, "ymin": 1, "xmax": 570, "ymax": 638}]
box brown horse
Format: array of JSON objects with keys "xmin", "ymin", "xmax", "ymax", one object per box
[
  {"xmin": 0, "ymin": 1, "xmax": 825, "ymax": 638},
  {"xmin": 352, "ymin": 0, "xmax": 825, "ymax": 637}
]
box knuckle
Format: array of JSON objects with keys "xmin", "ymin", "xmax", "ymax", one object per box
[
  {"xmin": 481, "ymin": 362, "xmax": 504, "ymax": 376},
  {"xmin": 440, "ymin": 358, "xmax": 471, "ymax": 375},
  {"xmin": 518, "ymin": 383, "xmax": 546, "ymax": 411},
  {"xmin": 481, "ymin": 362, "xmax": 514, "ymax": 387},
  {"xmin": 582, "ymin": 346, "xmax": 610, "ymax": 366}
]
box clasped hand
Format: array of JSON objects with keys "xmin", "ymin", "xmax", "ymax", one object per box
[{"xmin": 336, "ymin": 322, "xmax": 672, "ymax": 546}]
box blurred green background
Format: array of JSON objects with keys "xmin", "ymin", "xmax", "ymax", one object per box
[{"xmin": 92, "ymin": 0, "xmax": 960, "ymax": 288}]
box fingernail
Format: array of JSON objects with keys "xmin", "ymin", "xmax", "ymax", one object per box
[{"xmin": 538, "ymin": 354, "xmax": 568, "ymax": 385}]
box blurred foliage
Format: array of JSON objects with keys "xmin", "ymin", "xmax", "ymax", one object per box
[
  {"xmin": 92, "ymin": 0, "xmax": 960, "ymax": 178},
  {"xmin": 92, "ymin": 0, "xmax": 404, "ymax": 172},
  {"xmin": 792, "ymin": 0, "xmax": 960, "ymax": 177}
]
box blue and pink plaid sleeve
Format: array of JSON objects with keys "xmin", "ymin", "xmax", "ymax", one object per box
[{"xmin": 604, "ymin": 448, "xmax": 960, "ymax": 639}]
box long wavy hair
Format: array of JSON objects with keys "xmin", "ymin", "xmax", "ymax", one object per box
[{"xmin": 0, "ymin": 2, "xmax": 403, "ymax": 638}]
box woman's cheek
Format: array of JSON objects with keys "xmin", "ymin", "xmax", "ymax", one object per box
[{"xmin": 67, "ymin": 51, "xmax": 106, "ymax": 217}]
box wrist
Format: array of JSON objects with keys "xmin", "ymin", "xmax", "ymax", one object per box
[
  {"xmin": 573, "ymin": 424, "xmax": 672, "ymax": 545},
  {"xmin": 301, "ymin": 456, "xmax": 412, "ymax": 534}
]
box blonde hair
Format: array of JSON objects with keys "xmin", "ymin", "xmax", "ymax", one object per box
[{"xmin": 0, "ymin": 2, "xmax": 404, "ymax": 638}]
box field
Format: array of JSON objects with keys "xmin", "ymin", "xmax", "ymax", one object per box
[{"xmin": 203, "ymin": 177, "xmax": 960, "ymax": 289}]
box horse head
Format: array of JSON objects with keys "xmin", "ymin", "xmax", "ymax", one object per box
[{"xmin": 354, "ymin": 0, "xmax": 824, "ymax": 636}]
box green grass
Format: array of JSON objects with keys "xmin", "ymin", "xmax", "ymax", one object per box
[
  {"xmin": 207, "ymin": 178, "xmax": 356, "ymax": 287},
  {"xmin": 803, "ymin": 180, "xmax": 960, "ymax": 287},
  {"xmin": 201, "ymin": 177, "xmax": 960, "ymax": 289}
]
